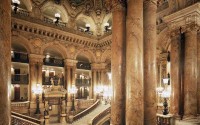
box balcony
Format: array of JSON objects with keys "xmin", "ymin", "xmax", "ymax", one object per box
[
  {"xmin": 11, "ymin": 51, "xmax": 29, "ymax": 63},
  {"xmin": 76, "ymin": 78, "xmax": 91, "ymax": 87},
  {"xmin": 11, "ymin": 74, "xmax": 29, "ymax": 84},
  {"xmin": 43, "ymin": 58, "xmax": 64, "ymax": 67},
  {"xmin": 77, "ymin": 61, "xmax": 91, "ymax": 70}
]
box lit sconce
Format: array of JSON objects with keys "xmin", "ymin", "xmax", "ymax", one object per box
[
  {"xmin": 107, "ymin": 72, "xmax": 111, "ymax": 80},
  {"xmin": 54, "ymin": 13, "xmax": 61, "ymax": 25},
  {"xmin": 32, "ymin": 83, "xmax": 43, "ymax": 114},
  {"xmin": 85, "ymin": 24, "xmax": 90, "ymax": 32},
  {"xmin": 12, "ymin": 0, "xmax": 20, "ymax": 14},
  {"xmin": 156, "ymin": 86, "xmax": 164, "ymax": 95},
  {"xmin": 104, "ymin": 22, "xmax": 110, "ymax": 32},
  {"xmin": 163, "ymin": 73, "xmax": 170, "ymax": 85},
  {"xmin": 11, "ymin": 50, "xmax": 14, "ymax": 58},
  {"xmin": 46, "ymin": 54, "xmax": 50, "ymax": 58}
]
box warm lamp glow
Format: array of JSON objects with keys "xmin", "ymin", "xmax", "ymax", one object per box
[
  {"xmin": 69, "ymin": 85, "xmax": 78, "ymax": 94},
  {"xmin": 163, "ymin": 78, "xmax": 169, "ymax": 84},
  {"xmin": 85, "ymin": 23, "xmax": 91, "ymax": 28},
  {"xmin": 161, "ymin": 90, "xmax": 171, "ymax": 98},
  {"xmin": 12, "ymin": 0, "xmax": 20, "ymax": 4},
  {"xmin": 156, "ymin": 87, "xmax": 164, "ymax": 94},
  {"xmin": 55, "ymin": 13, "xmax": 61, "ymax": 18},
  {"xmin": 107, "ymin": 72, "xmax": 111, "ymax": 80},
  {"xmin": 104, "ymin": 22, "xmax": 109, "ymax": 27},
  {"xmin": 32, "ymin": 84, "xmax": 43, "ymax": 95}
]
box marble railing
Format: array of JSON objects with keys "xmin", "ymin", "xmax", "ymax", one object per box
[
  {"xmin": 72, "ymin": 100, "xmax": 100, "ymax": 122},
  {"xmin": 77, "ymin": 99, "xmax": 94, "ymax": 109},
  {"xmin": 11, "ymin": 112, "xmax": 41, "ymax": 125},
  {"xmin": 11, "ymin": 101, "xmax": 30, "ymax": 114},
  {"xmin": 157, "ymin": 114, "xmax": 174, "ymax": 125},
  {"xmin": 91, "ymin": 106, "xmax": 111, "ymax": 125}
]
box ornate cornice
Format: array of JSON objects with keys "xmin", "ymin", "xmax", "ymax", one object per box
[
  {"xmin": 163, "ymin": 3, "xmax": 200, "ymax": 32},
  {"xmin": 91, "ymin": 63, "xmax": 107, "ymax": 70},
  {"xmin": 64, "ymin": 59, "xmax": 78, "ymax": 67}
]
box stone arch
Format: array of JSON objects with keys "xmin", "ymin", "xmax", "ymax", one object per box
[
  {"xmin": 74, "ymin": 49, "xmax": 96, "ymax": 63},
  {"xmin": 41, "ymin": 1, "xmax": 69, "ymax": 22},
  {"xmin": 157, "ymin": 28, "xmax": 171, "ymax": 53},
  {"xmin": 101, "ymin": 49, "xmax": 111, "ymax": 63},
  {"xmin": 19, "ymin": 0, "xmax": 32, "ymax": 12},
  {"xmin": 11, "ymin": 35, "xmax": 33, "ymax": 53},
  {"xmin": 75, "ymin": 13, "xmax": 97, "ymax": 35},
  {"xmin": 40, "ymin": 41, "xmax": 68, "ymax": 59}
]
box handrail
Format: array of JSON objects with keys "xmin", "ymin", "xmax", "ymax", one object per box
[
  {"xmin": 11, "ymin": 112, "xmax": 41, "ymax": 125},
  {"xmin": 91, "ymin": 106, "xmax": 111, "ymax": 125},
  {"xmin": 72, "ymin": 100, "xmax": 100, "ymax": 122}
]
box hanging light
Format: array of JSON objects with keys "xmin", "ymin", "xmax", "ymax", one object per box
[
  {"xmin": 85, "ymin": 23, "xmax": 90, "ymax": 32},
  {"xmin": 54, "ymin": 13, "xmax": 61, "ymax": 24},
  {"xmin": 104, "ymin": 22, "xmax": 110, "ymax": 32},
  {"xmin": 12, "ymin": 0, "xmax": 20, "ymax": 14}
]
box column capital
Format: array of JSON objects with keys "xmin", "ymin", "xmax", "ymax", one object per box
[
  {"xmin": 163, "ymin": 3, "xmax": 200, "ymax": 31},
  {"xmin": 64, "ymin": 59, "xmax": 78, "ymax": 67},
  {"xmin": 91, "ymin": 63, "xmax": 107, "ymax": 70},
  {"xmin": 29, "ymin": 54, "xmax": 45, "ymax": 64}
]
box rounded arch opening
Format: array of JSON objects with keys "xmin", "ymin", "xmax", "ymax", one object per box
[{"xmin": 41, "ymin": 1, "xmax": 69, "ymax": 23}]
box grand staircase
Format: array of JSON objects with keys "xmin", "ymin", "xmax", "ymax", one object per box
[{"xmin": 49, "ymin": 103, "xmax": 110, "ymax": 125}]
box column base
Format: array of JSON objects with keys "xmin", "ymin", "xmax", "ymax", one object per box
[
  {"xmin": 60, "ymin": 114, "xmax": 67, "ymax": 123},
  {"xmin": 44, "ymin": 115, "xmax": 49, "ymax": 124}
]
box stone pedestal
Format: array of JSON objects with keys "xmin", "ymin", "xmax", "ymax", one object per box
[
  {"xmin": 111, "ymin": 1, "xmax": 126, "ymax": 125},
  {"xmin": 0, "ymin": 1, "xmax": 11, "ymax": 124},
  {"xmin": 126, "ymin": 0, "xmax": 143, "ymax": 124},
  {"xmin": 144, "ymin": 0, "xmax": 157, "ymax": 125}
]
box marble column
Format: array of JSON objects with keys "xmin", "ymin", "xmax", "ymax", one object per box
[
  {"xmin": 126, "ymin": 0, "xmax": 143, "ymax": 124},
  {"xmin": 144, "ymin": 0, "xmax": 157, "ymax": 124},
  {"xmin": 183, "ymin": 28, "xmax": 198, "ymax": 117},
  {"xmin": 0, "ymin": 1, "xmax": 11, "ymax": 124},
  {"xmin": 111, "ymin": 1, "xmax": 126, "ymax": 125},
  {"xmin": 64, "ymin": 59, "xmax": 77, "ymax": 113},
  {"xmin": 92, "ymin": 69, "xmax": 97, "ymax": 100},
  {"xmin": 29, "ymin": 54, "xmax": 44, "ymax": 109},
  {"xmin": 198, "ymin": 32, "xmax": 200, "ymax": 115},
  {"xmin": 170, "ymin": 33, "xmax": 181, "ymax": 116}
]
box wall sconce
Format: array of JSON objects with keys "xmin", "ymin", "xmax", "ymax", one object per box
[
  {"xmin": 104, "ymin": 22, "xmax": 110, "ymax": 32},
  {"xmin": 12, "ymin": 0, "xmax": 20, "ymax": 14},
  {"xmin": 163, "ymin": 73, "xmax": 170, "ymax": 85},
  {"xmin": 85, "ymin": 24, "xmax": 90, "ymax": 32},
  {"xmin": 107, "ymin": 72, "xmax": 111, "ymax": 80},
  {"xmin": 32, "ymin": 83, "xmax": 43, "ymax": 114},
  {"xmin": 54, "ymin": 13, "xmax": 61, "ymax": 25}
]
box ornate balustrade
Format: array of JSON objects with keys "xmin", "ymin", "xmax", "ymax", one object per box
[
  {"xmin": 91, "ymin": 106, "xmax": 111, "ymax": 125},
  {"xmin": 43, "ymin": 57, "xmax": 64, "ymax": 67},
  {"xmin": 70, "ymin": 100, "xmax": 100, "ymax": 123},
  {"xmin": 77, "ymin": 99, "xmax": 95, "ymax": 109},
  {"xmin": 11, "ymin": 101, "xmax": 30, "ymax": 114},
  {"xmin": 11, "ymin": 112, "xmax": 41, "ymax": 125},
  {"xmin": 157, "ymin": 114, "xmax": 174, "ymax": 125},
  {"xmin": 11, "ymin": 8, "xmax": 112, "ymax": 48},
  {"xmin": 77, "ymin": 61, "xmax": 91, "ymax": 70},
  {"xmin": 11, "ymin": 51, "xmax": 29, "ymax": 63},
  {"xmin": 12, "ymin": 74, "xmax": 29, "ymax": 84}
]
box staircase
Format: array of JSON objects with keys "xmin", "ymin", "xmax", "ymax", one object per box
[{"xmin": 49, "ymin": 103, "xmax": 110, "ymax": 125}]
